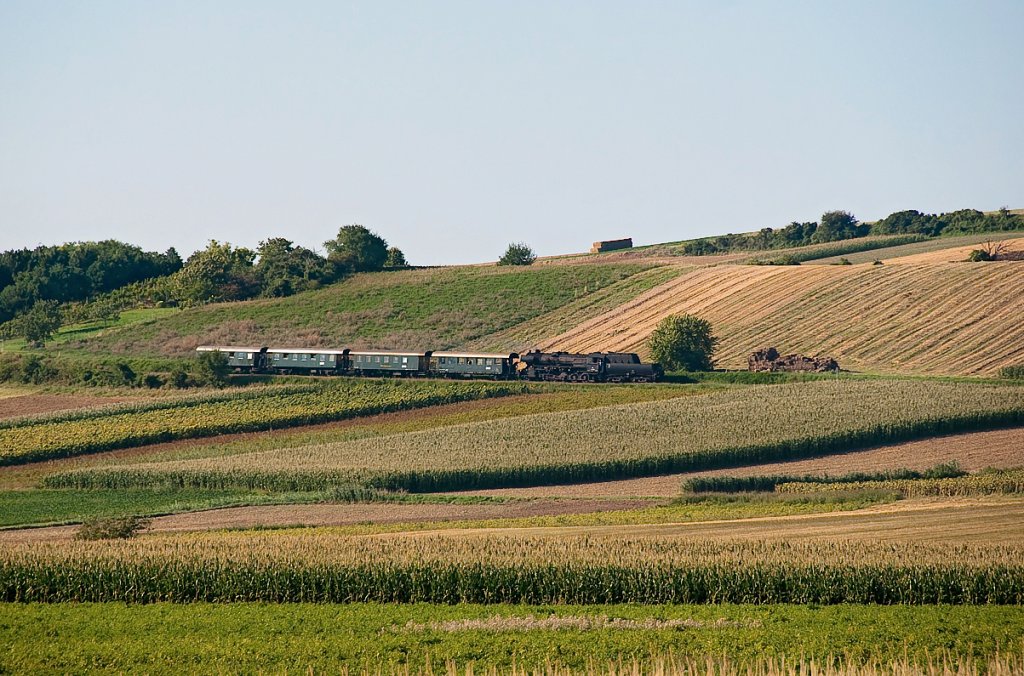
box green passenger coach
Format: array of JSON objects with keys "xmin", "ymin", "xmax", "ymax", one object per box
[
  {"xmin": 430, "ymin": 352, "xmax": 517, "ymax": 378},
  {"xmin": 348, "ymin": 351, "xmax": 427, "ymax": 376},
  {"xmin": 266, "ymin": 348, "xmax": 346, "ymax": 374}
]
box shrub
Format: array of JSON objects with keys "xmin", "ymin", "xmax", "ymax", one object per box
[
  {"xmin": 1001, "ymin": 365, "xmax": 1024, "ymax": 380},
  {"xmin": 193, "ymin": 350, "xmax": 229, "ymax": 387},
  {"xmin": 74, "ymin": 516, "xmax": 150, "ymax": 541}
]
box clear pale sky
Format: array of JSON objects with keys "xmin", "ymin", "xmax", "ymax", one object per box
[{"xmin": 1, "ymin": 1, "xmax": 1021, "ymax": 265}]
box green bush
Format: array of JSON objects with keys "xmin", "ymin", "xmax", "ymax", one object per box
[
  {"xmin": 74, "ymin": 516, "xmax": 150, "ymax": 541},
  {"xmin": 999, "ymin": 365, "xmax": 1024, "ymax": 380}
]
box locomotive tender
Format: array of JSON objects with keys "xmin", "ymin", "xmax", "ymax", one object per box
[{"xmin": 196, "ymin": 346, "xmax": 661, "ymax": 382}]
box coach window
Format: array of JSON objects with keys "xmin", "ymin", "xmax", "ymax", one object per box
[{"xmin": 402, "ymin": 357, "xmax": 408, "ymax": 364}]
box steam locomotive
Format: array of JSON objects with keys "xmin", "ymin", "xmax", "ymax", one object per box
[{"xmin": 196, "ymin": 346, "xmax": 662, "ymax": 383}]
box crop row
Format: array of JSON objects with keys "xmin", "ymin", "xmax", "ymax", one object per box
[
  {"xmin": 45, "ymin": 380, "xmax": 1024, "ymax": 491},
  {"xmin": 2, "ymin": 558, "xmax": 1020, "ymax": 604},
  {"xmin": 1, "ymin": 380, "xmax": 529, "ymax": 465},
  {"xmin": 682, "ymin": 463, "xmax": 968, "ymax": 493},
  {"xmin": 6, "ymin": 532, "xmax": 1021, "ymax": 569},
  {"xmin": 777, "ymin": 470, "xmax": 1024, "ymax": 497}
]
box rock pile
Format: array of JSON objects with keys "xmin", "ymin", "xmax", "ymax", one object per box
[{"xmin": 747, "ymin": 347, "xmax": 840, "ymax": 373}]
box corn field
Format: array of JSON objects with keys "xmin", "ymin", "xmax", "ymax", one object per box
[
  {"xmin": 45, "ymin": 380, "xmax": 1024, "ymax": 491},
  {"xmin": 0, "ymin": 380, "xmax": 528, "ymax": 465},
  {"xmin": 2, "ymin": 535, "xmax": 1022, "ymax": 604},
  {"xmin": 682, "ymin": 463, "xmax": 968, "ymax": 493},
  {"xmin": 778, "ymin": 470, "xmax": 1024, "ymax": 497}
]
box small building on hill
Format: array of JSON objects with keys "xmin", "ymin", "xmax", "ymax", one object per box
[{"xmin": 590, "ymin": 238, "xmax": 633, "ymax": 254}]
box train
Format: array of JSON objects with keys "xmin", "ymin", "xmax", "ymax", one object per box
[{"xmin": 196, "ymin": 345, "xmax": 663, "ymax": 383}]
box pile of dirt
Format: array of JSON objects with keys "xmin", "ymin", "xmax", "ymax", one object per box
[{"xmin": 748, "ymin": 347, "xmax": 839, "ymax": 372}]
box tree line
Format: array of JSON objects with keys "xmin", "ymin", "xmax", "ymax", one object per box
[
  {"xmin": 0, "ymin": 225, "xmax": 406, "ymax": 345},
  {"xmin": 682, "ymin": 207, "xmax": 1023, "ymax": 255}
]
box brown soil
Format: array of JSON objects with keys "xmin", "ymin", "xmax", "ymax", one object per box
[
  {"xmin": 0, "ymin": 394, "xmax": 132, "ymax": 420},
  {"xmin": 0, "ymin": 498, "xmax": 653, "ymax": 543},
  {"xmin": 444, "ymin": 427, "xmax": 1024, "ymax": 499}
]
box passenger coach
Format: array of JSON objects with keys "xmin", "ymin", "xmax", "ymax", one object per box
[{"xmin": 429, "ymin": 352, "xmax": 518, "ymax": 379}]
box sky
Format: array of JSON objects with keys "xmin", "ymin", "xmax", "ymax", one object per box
[{"xmin": 1, "ymin": 1, "xmax": 1022, "ymax": 265}]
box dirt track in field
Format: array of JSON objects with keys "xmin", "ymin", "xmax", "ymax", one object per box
[
  {"xmin": 445, "ymin": 427, "xmax": 1024, "ymax": 499},
  {"xmin": 537, "ymin": 261, "xmax": 1024, "ymax": 375},
  {"xmin": 0, "ymin": 394, "xmax": 133, "ymax": 420}
]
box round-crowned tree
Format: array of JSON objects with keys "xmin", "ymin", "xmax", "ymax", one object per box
[
  {"xmin": 498, "ymin": 242, "xmax": 536, "ymax": 266},
  {"xmin": 647, "ymin": 314, "xmax": 718, "ymax": 372},
  {"xmin": 324, "ymin": 225, "xmax": 389, "ymax": 272}
]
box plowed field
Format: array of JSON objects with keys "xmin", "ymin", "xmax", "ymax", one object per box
[{"xmin": 539, "ymin": 262, "xmax": 1024, "ymax": 375}]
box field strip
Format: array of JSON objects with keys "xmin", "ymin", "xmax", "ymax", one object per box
[
  {"xmin": 0, "ymin": 498, "xmax": 656, "ymax": 543},
  {"xmin": 884, "ymin": 237, "xmax": 1024, "ymax": 264},
  {"xmin": 442, "ymin": 427, "xmax": 1024, "ymax": 499},
  {"xmin": 400, "ymin": 497, "xmax": 1024, "ymax": 544},
  {"xmin": 0, "ymin": 394, "xmax": 137, "ymax": 421}
]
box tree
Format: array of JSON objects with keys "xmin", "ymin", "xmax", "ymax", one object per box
[
  {"xmin": 647, "ymin": 313, "xmax": 718, "ymax": 372},
  {"xmin": 255, "ymin": 238, "xmax": 334, "ymax": 297},
  {"xmin": 20, "ymin": 300, "xmax": 62, "ymax": 347},
  {"xmin": 170, "ymin": 241, "xmax": 258, "ymax": 305},
  {"xmin": 812, "ymin": 211, "xmax": 865, "ymax": 243},
  {"xmin": 324, "ymin": 225, "xmax": 388, "ymax": 272},
  {"xmin": 498, "ymin": 242, "xmax": 536, "ymax": 266},
  {"xmin": 384, "ymin": 247, "xmax": 408, "ymax": 268},
  {"xmin": 194, "ymin": 349, "xmax": 230, "ymax": 387}
]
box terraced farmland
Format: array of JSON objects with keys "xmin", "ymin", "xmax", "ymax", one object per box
[
  {"xmin": 540, "ymin": 261, "xmax": 1024, "ymax": 375},
  {"xmin": 46, "ymin": 380, "xmax": 1024, "ymax": 492}
]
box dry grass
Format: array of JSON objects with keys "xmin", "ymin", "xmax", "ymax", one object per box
[
  {"xmin": 449, "ymin": 427, "xmax": 1024, "ymax": 499},
  {"xmin": 539, "ymin": 263, "xmax": 1024, "ymax": 375}
]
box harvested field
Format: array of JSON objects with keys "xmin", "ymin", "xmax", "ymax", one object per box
[
  {"xmin": 0, "ymin": 394, "xmax": 133, "ymax": 420},
  {"xmin": 449, "ymin": 427, "xmax": 1024, "ymax": 498},
  {"xmin": 884, "ymin": 236, "xmax": 1024, "ymax": 264},
  {"xmin": 539, "ymin": 262, "xmax": 1024, "ymax": 375},
  {"xmin": 808, "ymin": 233, "xmax": 1024, "ymax": 265},
  {"xmin": 471, "ymin": 265, "xmax": 689, "ymax": 352}
]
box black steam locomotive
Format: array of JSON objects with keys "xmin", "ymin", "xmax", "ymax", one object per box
[{"xmin": 197, "ymin": 346, "xmax": 662, "ymax": 383}]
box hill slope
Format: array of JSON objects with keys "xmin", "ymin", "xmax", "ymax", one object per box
[
  {"xmin": 66, "ymin": 264, "xmax": 651, "ymax": 357},
  {"xmin": 539, "ymin": 260, "xmax": 1024, "ymax": 376}
]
